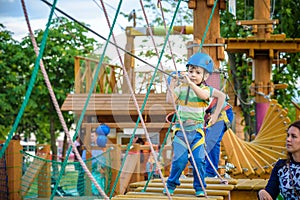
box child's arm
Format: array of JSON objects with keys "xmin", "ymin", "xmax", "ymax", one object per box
[
  {"xmin": 209, "ymin": 89, "xmax": 226, "ymax": 125},
  {"xmin": 183, "ymin": 73, "xmax": 210, "ymax": 100},
  {"xmin": 188, "ymin": 81, "xmax": 210, "ymax": 100}
]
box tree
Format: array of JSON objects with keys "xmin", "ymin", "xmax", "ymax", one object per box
[
  {"xmin": 1, "ymin": 17, "xmax": 99, "ymax": 165},
  {"xmin": 0, "ymin": 24, "xmax": 33, "ymax": 139}
]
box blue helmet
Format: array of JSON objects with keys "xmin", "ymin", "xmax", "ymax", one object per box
[{"xmin": 186, "ymin": 52, "xmax": 214, "ymax": 74}]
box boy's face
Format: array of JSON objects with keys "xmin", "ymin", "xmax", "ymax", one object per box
[{"xmin": 187, "ymin": 66, "xmax": 209, "ymax": 85}]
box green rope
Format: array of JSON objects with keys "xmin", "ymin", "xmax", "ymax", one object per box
[
  {"xmin": 109, "ymin": 0, "xmax": 182, "ymax": 197},
  {"xmin": 51, "ymin": 1, "xmax": 123, "ymax": 199},
  {"xmin": 0, "ymin": 0, "xmax": 58, "ymax": 159},
  {"xmin": 198, "ymin": 0, "xmax": 219, "ymax": 51}
]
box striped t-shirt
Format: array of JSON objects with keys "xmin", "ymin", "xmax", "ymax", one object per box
[{"xmin": 174, "ymin": 83, "xmax": 212, "ymax": 123}]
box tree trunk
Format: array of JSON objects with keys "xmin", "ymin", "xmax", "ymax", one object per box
[{"xmin": 50, "ymin": 102, "xmax": 58, "ymax": 179}]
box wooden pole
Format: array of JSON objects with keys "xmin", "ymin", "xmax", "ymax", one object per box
[
  {"xmin": 74, "ymin": 56, "xmax": 81, "ymax": 94},
  {"xmin": 5, "ymin": 140, "xmax": 22, "ymax": 200},
  {"xmin": 123, "ymin": 27, "xmax": 136, "ymax": 94},
  {"xmin": 110, "ymin": 144, "xmax": 121, "ymax": 196},
  {"xmin": 253, "ymin": 0, "xmax": 272, "ymax": 133},
  {"xmin": 37, "ymin": 144, "xmax": 51, "ymax": 198},
  {"xmin": 84, "ymin": 124, "xmax": 92, "ymax": 196},
  {"xmin": 192, "ymin": 0, "xmax": 222, "ymax": 69}
]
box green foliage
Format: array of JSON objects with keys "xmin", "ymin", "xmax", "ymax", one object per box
[
  {"xmin": 0, "ymin": 24, "xmax": 32, "ymax": 139},
  {"xmin": 220, "ymin": 0, "xmax": 300, "ymax": 134},
  {"xmin": 272, "ymin": 0, "xmax": 300, "ymax": 121},
  {"xmin": 1, "ymin": 17, "xmax": 98, "ymax": 143}
]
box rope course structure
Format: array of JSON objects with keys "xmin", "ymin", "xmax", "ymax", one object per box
[{"xmin": 2, "ymin": 0, "xmax": 299, "ymax": 200}]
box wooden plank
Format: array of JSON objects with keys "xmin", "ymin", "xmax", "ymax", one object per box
[
  {"xmin": 61, "ymin": 94, "xmax": 175, "ymax": 113},
  {"xmin": 21, "ymin": 154, "xmax": 47, "ymax": 196},
  {"xmin": 257, "ymin": 143, "xmax": 286, "ymax": 152},
  {"xmin": 129, "ymin": 182, "xmax": 234, "ymax": 190},
  {"xmin": 82, "ymin": 122, "xmax": 171, "ymax": 129},
  {"xmin": 119, "ymin": 154, "xmax": 139, "ymax": 194},
  {"xmin": 112, "ymin": 193, "xmax": 222, "ymax": 200},
  {"xmin": 235, "ymin": 142, "xmax": 266, "ymax": 176},
  {"xmin": 134, "ymin": 187, "xmax": 230, "ymax": 197},
  {"xmin": 150, "ymin": 177, "xmax": 238, "ymax": 185},
  {"xmin": 221, "ymin": 129, "xmax": 243, "ymax": 175},
  {"xmin": 227, "ymin": 135, "xmax": 255, "ymax": 176},
  {"xmin": 243, "ymin": 144, "xmax": 278, "ymax": 166},
  {"xmin": 255, "ymin": 122, "xmax": 288, "ymax": 141},
  {"xmin": 247, "ymin": 143, "xmax": 286, "ymax": 160},
  {"xmin": 243, "ymin": 144, "xmax": 273, "ymax": 174},
  {"xmin": 235, "ymin": 179, "xmax": 267, "ymax": 190}
]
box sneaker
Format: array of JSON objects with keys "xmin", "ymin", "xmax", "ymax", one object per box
[
  {"xmin": 195, "ymin": 190, "xmax": 205, "ymax": 197},
  {"xmin": 163, "ymin": 188, "xmax": 174, "ymax": 196}
]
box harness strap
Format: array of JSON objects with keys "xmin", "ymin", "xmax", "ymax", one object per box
[
  {"xmin": 172, "ymin": 128, "xmax": 205, "ymax": 151},
  {"xmin": 192, "ymin": 128, "xmax": 205, "ymax": 151}
]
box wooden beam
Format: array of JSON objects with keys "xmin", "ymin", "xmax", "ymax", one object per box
[
  {"xmin": 82, "ymin": 122, "xmax": 170, "ymax": 129},
  {"xmin": 226, "ymin": 38, "xmax": 300, "ymax": 53},
  {"xmin": 237, "ymin": 19, "xmax": 279, "ymax": 26}
]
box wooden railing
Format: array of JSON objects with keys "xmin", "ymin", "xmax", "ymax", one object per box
[{"xmin": 74, "ymin": 56, "xmax": 123, "ymax": 94}]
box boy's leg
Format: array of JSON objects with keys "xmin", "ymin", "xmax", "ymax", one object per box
[
  {"xmin": 167, "ymin": 132, "xmax": 189, "ymax": 190},
  {"xmin": 189, "ymin": 135, "xmax": 206, "ymax": 192},
  {"xmin": 205, "ymin": 121, "xmax": 226, "ymax": 177}
]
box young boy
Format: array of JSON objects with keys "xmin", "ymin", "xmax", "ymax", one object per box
[{"xmin": 165, "ymin": 52, "xmax": 226, "ymax": 197}]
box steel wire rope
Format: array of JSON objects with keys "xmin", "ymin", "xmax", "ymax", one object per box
[
  {"xmin": 97, "ymin": 0, "xmax": 171, "ymax": 198},
  {"xmin": 139, "ymin": 0, "xmax": 206, "ymax": 195},
  {"xmin": 18, "ymin": 1, "xmax": 109, "ymax": 199},
  {"xmin": 46, "ymin": 0, "xmax": 124, "ymax": 199},
  {"xmin": 108, "ymin": 0, "xmax": 183, "ymax": 198},
  {"xmin": 0, "ymin": 0, "xmax": 58, "ymax": 159}
]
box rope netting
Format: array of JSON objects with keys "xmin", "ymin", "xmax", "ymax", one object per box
[{"xmin": 20, "ymin": 150, "xmax": 111, "ymax": 198}]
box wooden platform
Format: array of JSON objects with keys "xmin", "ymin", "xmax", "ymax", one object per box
[
  {"xmin": 61, "ymin": 93, "xmax": 174, "ymax": 115},
  {"xmin": 111, "ymin": 177, "xmax": 268, "ymax": 200}
]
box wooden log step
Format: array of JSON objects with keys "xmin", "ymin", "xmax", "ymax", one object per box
[
  {"xmin": 149, "ymin": 177, "xmax": 238, "ymax": 185},
  {"xmin": 129, "ymin": 182, "xmax": 234, "ymax": 191},
  {"xmin": 134, "ymin": 187, "xmax": 230, "ymax": 197},
  {"xmin": 125, "ymin": 191, "xmax": 225, "ymax": 199},
  {"xmin": 234, "ymin": 179, "xmax": 268, "ymax": 190},
  {"xmin": 112, "ymin": 192, "xmax": 223, "ymax": 200}
]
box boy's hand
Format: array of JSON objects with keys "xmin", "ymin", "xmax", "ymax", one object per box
[
  {"xmin": 207, "ymin": 113, "xmax": 218, "ymax": 126},
  {"xmin": 180, "ymin": 72, "xmax": 192, "ymax": 85}
]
